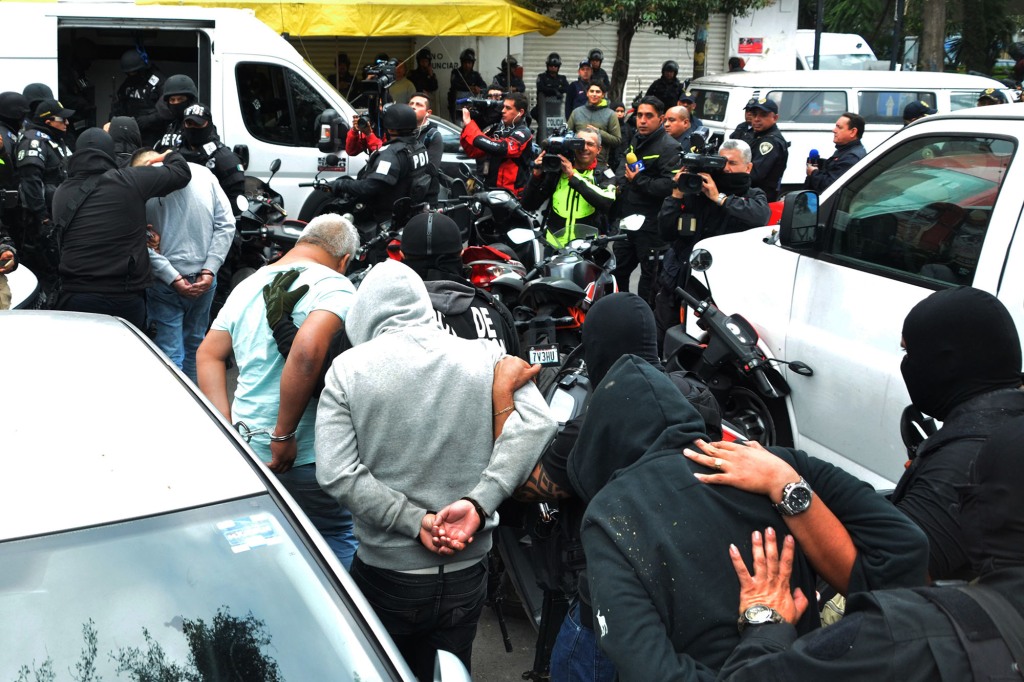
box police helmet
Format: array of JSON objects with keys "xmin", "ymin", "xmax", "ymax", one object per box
[
  {"xmin": 500, "ymin": 56, "xmax": 518, "ymax": 72},
  {"xmin": 22, "ymin": 83, "xmax": 54, "ymax": 111},
  {"xmin": 382, "ymin": 103, "xmax": 418, "ymax": 134},
  {"xmin": 662, "ymin": 60, "xmax": 679, "ymax": 75},
  {"xmin": 589, "ymin": 48, "xmax": 604, "ymax": 63},
  {"xmin": 0, "ymin": 92, "xmax": 30, "ymax": 121},
  {"xmin": 120, "ymin": 49, "xmax": 148, "ymax": 74},
  {"xmin": 163, "ymin": 74, "xmax": 199, "ymax": 102},
  {"xmin": 416, "ymin": 48, "xmax": 431, "ymax": 62},
  {"xmin": 546, "ymin": 53, "xmax": 562, "ymax": 68},
  {"xmin": 459, "ymin": 48, "xmax": 476, "ymax": 63}
]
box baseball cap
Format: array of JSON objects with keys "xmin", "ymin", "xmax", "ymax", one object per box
[
  {"xmin": 978, "ymin": 88, "xmax": 1009, "ymax": 104},
  {"xmin": 183, "ymin": 104, "xmax": 213, "ymax": 125},
  {"xmin": 401, "ymin": 212, "xmax": 463, "ymax": 256},
  {"xmin": 579, "ymin": 59, "xmax": 592, "ymax": 69},
  {"xmin": 903, "ymin": 100, "xmax": 937, "ymax": 122},
  {"xmin": 745, "ymin": 97, "xmax": 778, "ymax": 114},
  {"xmin": 679, "ymin": 92, "xmax": 696, "ymax": 104},
  {"xmin": 34, "ymin": 98, "xmax": 74, "ymax": 120}
]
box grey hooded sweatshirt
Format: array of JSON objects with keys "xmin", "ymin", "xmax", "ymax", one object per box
[{"xmin": 315, "ymin": 260, "xmax": 556, "ymax": 570}]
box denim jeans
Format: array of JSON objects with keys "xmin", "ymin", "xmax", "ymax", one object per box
[
  {"xmin": 549, "ymin": 601, "xmax": 617, "ymax": 682},
  {"xmin": 350, "ymin": 555, "xmax": 487, "ymax": 682},
  {"xmin": 276, "ymin": 463, "xmax": 358, "ymax": 570},
  {"xmin": 146, "ymin": 277, "xmax": 216, "ymax": 383}
]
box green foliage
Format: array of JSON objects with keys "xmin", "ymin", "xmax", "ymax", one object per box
[{"xmin": 530, "ymin": 0, "xmax": 770, "ymax": 40}]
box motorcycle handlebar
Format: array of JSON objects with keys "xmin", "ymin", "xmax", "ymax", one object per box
[{"xmin": 674, "ymin": 286, "xmax": 703, "ymax": 311}]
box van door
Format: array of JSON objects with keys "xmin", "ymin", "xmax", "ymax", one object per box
[
  {"xmin": 220, "ymin": 56, "xmax": 359, "ymax": 212},
  {"xmin": 784, "ymin": 131, "xmax": 1019, "ymax": 487}
]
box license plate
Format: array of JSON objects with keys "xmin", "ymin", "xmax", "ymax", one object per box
[{"xmin": 529, "ymin": 344, "xmax": 561, "ymax": 367}]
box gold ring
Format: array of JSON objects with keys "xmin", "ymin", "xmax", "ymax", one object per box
[{"xmin": 713, "ymin": 458, "xmax": 724, "ymax": 470}]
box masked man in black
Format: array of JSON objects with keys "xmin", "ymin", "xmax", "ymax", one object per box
[{"xmin": 176, "ymin": 104, "xmax": 246, "ymax": 214}]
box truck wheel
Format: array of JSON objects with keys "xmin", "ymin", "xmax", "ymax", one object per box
[{"xmin": 722, "ymin": 385, "xmax": 793, "ymax": 447}]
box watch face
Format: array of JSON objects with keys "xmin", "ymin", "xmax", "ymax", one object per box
[
  {"xmin": 787, "ymin": 485, "xmax": 813, "ymax": 512},
  {"xmin": 744, "ymin": 604, "xmax": 772, "ymax": 623}
]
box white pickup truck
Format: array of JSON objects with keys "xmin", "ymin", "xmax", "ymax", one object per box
[{"xmin": 690, "ymin": 104, "xmax": 1024, "ymax": 488}]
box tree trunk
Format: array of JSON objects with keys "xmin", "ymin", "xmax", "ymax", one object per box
[
  {"xmin": 611, "ymin": 15, "xmax": 637, "ymax": 106},
  {"xmin": 693, "ymin": 20, "xmax": 709, "ymax": 79},
  {"xmin": 918, "ymin": 0, "xmax": 946, "ymax": 71},
  {"xmin": 959, "ymin": 0, "xmax": 990, "ymax": 73}
]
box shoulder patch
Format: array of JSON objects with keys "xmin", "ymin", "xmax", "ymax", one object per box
[
  {"xmin": 376, "ymin": 160, "xmax": 393, "ymax": 175},
  {"xmin": 17, "ymin": 150, "xmax": 24, "ymax": 161},
  {"xmin": 205, "ymin": 158, "xmax": 217, "ymax": 170},
  {"xmin": 511, "ymin": 129, "xmax": 531, "ymax": 143},
  {"xmin": 759, "ymin": 141, "xmax": 774, "ymax": 155},
  {"xmin": 202, "ymin": 141, "xmax": 218, "ymax": 156},
  {"xmin": 604, "ymin": 168, "xmax": 616, "ymax": 179},
  {"xmin": 148, "ymin": 74, "xmax": 160, "ymax": 87},
  {"xmin": 30, "ymin": 140, "xmax": 40, "ymax": 149}
]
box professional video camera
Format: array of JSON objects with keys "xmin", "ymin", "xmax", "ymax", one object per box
[
  {"xmin": 361, "ymin": 58, "xmax": 398, "ymax": 92},
  {"xmin": 676, "ymin": 152, "xmax": 727, "ymax": 193},
  {"xmin": 539, "ymin": 129, "xmax": 586, "ymax": 170},
  {"xmin": 456, "ymin": 97, "xmax": 503, "ymax": 127}
]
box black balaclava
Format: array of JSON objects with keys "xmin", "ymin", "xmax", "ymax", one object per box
[
  {"xmin": 957, "ymin": 415, "xmax": 1024, "ymax": 574},
  {"xmin": 715, "ymin": 171, "xmax": 751, "ymax": 195},
  {"xmin": 107, "ymin": 116, "xmax": 141, "ymax": 157},
  {"xmin": 901, "ymin": 286, "xmax": 1021, "ymax": 420},
  {"xmin": 181, "ymin": 122, "xmax": 216, "ymax": 147},
  {"xmin": 582, "ymin": 292, "xmax": 662, "ymax": 386},
  {"xmin": 75, "ymin": 127, "xmax": 115, "ymax": 163},
  {"xmin": 23, "ymin": 83, "xmax": 54, "ymax": 113}
]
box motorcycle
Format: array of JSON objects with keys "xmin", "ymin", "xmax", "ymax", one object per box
[
  {"xmin": 458, "ymin": 163, "xmax": 544, "ymax": 271},
  {"xmin": 663, "ymin": 248, "xmax": 813, "ymax": 445}
]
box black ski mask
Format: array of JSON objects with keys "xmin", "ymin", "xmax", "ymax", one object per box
[
  {"xmin": 169, "ymin": 99, "xmax": 194, "ymax": 121},
  {"xmin": 901, "ymin": 286, "xmax": 1022, "ymax": 420},
  {"xmin": 182, "ymin": 123, "xmax": 216, "ymax": 147},
  {"xmin": 714, "ymin": 171, "xmax": 751, "ymax": 195},
  {"xmin": 956, "ymin": 415, "xmax": 1024, "ymax": 575}
]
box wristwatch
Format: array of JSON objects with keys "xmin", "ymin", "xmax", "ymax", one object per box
[
  {"xmin": 773, "ymin": 477, "xmax": 814, "ymax": 516},
  {"xmin": 738, "ymin": 604, "xmax": 785, "ymax": 632},
  {"xmin": 716, "ymin": 192, "xmax": 727, "ymax": 206}
]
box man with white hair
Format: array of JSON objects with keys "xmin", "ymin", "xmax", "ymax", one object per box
[{"xmin": 197, "ymin": 213, "xmax": 361, "ymax": 569}]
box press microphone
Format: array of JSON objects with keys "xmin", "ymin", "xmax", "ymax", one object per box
[
  {"xmin": 807, "ymin": 149, "xmax": 820, "ymax": 168},
  {"xmin": 626, "ymin": 151, "xmax": 645, "ymax": 172}
]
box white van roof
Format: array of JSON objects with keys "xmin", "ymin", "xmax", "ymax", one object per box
[
  {"xmin": 796, "ymin": 30, "xmax": 875, "ymax": 57},
  {"xmin": 691, "ymin": 69, "xmax": 1008, "ymax": 91}
]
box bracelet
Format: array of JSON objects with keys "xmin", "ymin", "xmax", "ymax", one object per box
[
  {"xmin": 493, "ymin": 404, "xmax": 515, "ymax": 417},
  {"xmin": 268, "ymin": 430, "xmax": 297, "ymax": 442}
]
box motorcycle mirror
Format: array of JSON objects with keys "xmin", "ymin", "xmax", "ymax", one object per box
[
  {"xmin": 325, "ymin": 153, "xmax": 341, "ymax": 167},
  {"xmin": 269, "ymin": 158, "xmax": 282, "ymax": 174},
  {"xmin": 619, "ymin": 214, "xmax": 645, "ymax": 232},
  {"xmin": 459, "ymin": 162, "xmax": 474, "ymax": 178},
  {"xmin": 235, "ymin": 194, "xmax": 249, "ymax": 213},
  {"xmin": 689, "ymin": 248, "xmax": 713, "ymax": 272},
  {"xmin": 506, "ymin": 227, "xmax": 534, "ymax": 245},
  {"xmin": 788, "ymin": 361, "xmax": 814, "ymax": 377}
]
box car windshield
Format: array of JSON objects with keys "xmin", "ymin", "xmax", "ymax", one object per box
[{"xmin": 0, "ymin": 496, "xmax": 394, "ymax": 681}]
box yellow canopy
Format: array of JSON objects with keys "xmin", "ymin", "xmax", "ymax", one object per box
[{"xmin": 139, "ymin": 0, "xmax": 559, "ymax": 37}]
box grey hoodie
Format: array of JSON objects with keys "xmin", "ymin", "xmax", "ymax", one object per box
[{"xmin": 315, "ymin": 260, "xmax": 556, "ymax": 570}]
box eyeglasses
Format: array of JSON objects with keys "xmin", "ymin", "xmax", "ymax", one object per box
[{"xmin": 50, "ymin": 116, "xmax": 66, "ymax": 123}]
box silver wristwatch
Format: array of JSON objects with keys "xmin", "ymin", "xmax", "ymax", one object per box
[
  {"xmin": 773, "ymin": 477, "xmax": 813, "ymax": 516},
  {"xmin": 738, "ymin": 603, "xmax": 785, "ymax": 632}
]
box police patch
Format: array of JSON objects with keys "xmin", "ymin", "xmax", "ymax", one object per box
[
  {"xmin": 30, "ymin": 140, "xmax": 39, "ymax": 149},
  {"xmin": 206, "ymin": 158, "xmax": 216, "ymax": 169},
  {"xmin": 17, "ymin": 150, "xmax": 24, "ymax": 161},
  {"xmin": 376, "ymin": 160, "xmax": 393, "ymax": 175},
  {"xmin": 759, "ymin": 141, "xmax": 774, "ymax": 155},
  {"xmin": 203, "ymin": 142, "xmax": 218, "ymax": 155}
]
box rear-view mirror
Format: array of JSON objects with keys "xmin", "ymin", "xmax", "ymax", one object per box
[{"xmin": 778, "ymin": 190, "xmax": 820, "ymax": 251}]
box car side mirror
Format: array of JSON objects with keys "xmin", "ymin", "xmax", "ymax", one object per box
[
  {"xmin": 778, "ymin": 190, "xmax": 821, "ymax": 251},
  {"xmin": 316, "ymin": 109, "xmax": 349, "ymax": 154},
  {"xmin": 232, "ymin": 144, "xmax": 250, "ymax": 171}
]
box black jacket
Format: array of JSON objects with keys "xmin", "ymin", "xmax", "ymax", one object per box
[
  {"xmin": 335, "ymin": 134, "xmax": 431, "ymax": 221},
  {"xmin": 536, "ymin": 72, "xmax": 569, "ymax": 99},
  {"xmin": 718, "ymin": 567, "xmax": 1024, "ymax": 682},
  {"xmin": 891, "ymin": 387, "xmax": 1024, "ymax": 580},
  {"xmin": 570, "ymin": 356, "xmax": 929, "ymax": 681},
  {"xmin": 615, "ymin": 126, "xmax": 680, "ymax": 231},
  {"xmin": 424, "ymin": 276, "xmax": 519, "ymax": 356},
  {"xmin": 805, "ymin": 139, "xmax": 867, "ymax": 193},
  {"xmin": 178, "ymin": 133, "xmax": 245, "ymax": 214},
  {"xmin": 16, "ymin": 122, "xmax": 71, "ymax": 219},
  {"xmin": 521, "ymin": 163, "xmax": 617, "ymax": 235},
  {"xmin": 645, "ymin": 77, "xmax": 683, "ymax": 110},
  {"xmin": 749, "ymin": 124, "xmax": 789, "ymax": 201},
  {"xmin": 53, "ymin": 149, "xmax": 190, "ymax": 294}
]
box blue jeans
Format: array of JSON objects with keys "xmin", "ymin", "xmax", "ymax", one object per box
[
  {"xmin": 146, "ymin": 276, "xmax": 216, "ymax": 383},
  {"xmin": 350, "ymin": 555, "xmax": 487, "ymax": 682},
  {"xmin": 550, "ymin": 601, "xmax": 617, "ymax": 682},
  {"xmin": 276, "ymin": 463, "xmax": 358, "ymax": 570}
]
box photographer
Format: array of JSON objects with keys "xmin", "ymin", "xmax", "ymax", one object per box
[
  {"xmin": 654, "ymin": 139, "xmax": 769, "ymax": 344},
  {"xmin": 459, "ymin": 92, "xmax": 534, "ymax": 196},
  {"xmin": 345, "ymin": 113, "xmax": 382, "ymax": 156},
  {"xmin": 521, "ymin": 130, "xmax": 616, "ymax": 247},
  {"xmin": 330, "ymin": 104, "xmax": 431, "ymax": 223}
]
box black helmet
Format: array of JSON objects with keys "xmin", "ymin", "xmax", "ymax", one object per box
[
  {"xmin": 416, "ymin": 48, "xmax": 431, "ymax": 62},
  {"xmin": 459, "ymin": 48, "xmax": 476, "ymax": 63},
  {"xmin": 382, "ymin": 103, "xmax": 417, "ymax": 134},
  {"xmin": 662, "ymin": 60, "xmax": 679, "ymax": 74},
  {"xmin": 163, "ymin": 74, "xmax": 198, "ymax": 101},
  {"xmin": 589, "ymin": 48, "xmax": 604, "ymax": 62},
  {"xmin": 22, "ymin": 83, "xmax": 54, "ymax": 111},
  {"xmin": 0, "ymin": 92, "xmax": 30, "ymax": 121},
  {"xmin": 500, "ymin": 56, "xmax": 518, "ymax": 71},
  {"xmin": 546, "ymin": 52, "xmax": 562, "ymax": 67},
  {"xmin": 120, "ymin": 49, "xmax": 148, "ymax": 73}
]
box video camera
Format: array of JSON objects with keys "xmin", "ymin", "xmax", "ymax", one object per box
[
  {"xmin": 361, "ymin": 58, "xmax": 398, "ymax": 92},
  {"xmin": 456, "ymin": 97, "xmax": 503, "ymax": 126},
  {"xmin": 676, "ymin": 152, "xmax": 727, "ymax": 193},
  {"xmin": 540, "ymin": 129, "xmax": 587, "ymax": 171}
]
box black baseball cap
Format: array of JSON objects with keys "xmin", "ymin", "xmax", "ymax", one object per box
[
  {"xmin": 401, "ymin": 212, "xmax": 463, "ymax": 256},
  {"xmin": 745, "ymin": 97, "xmax": 778, "ymax": 114},
  {"xmin": 903, "ymin": 100, "xmax": 937, "ymax": 122},
  {"xmin": 183, "ymin": 103, "xmax": 213, "ymax": 125},
  {"xmin": 578, "ymin": 60, "xmax": 592, "ymax": 69},
  {"xmin": 978, "ymin": 88, "xmax": 1009, "ymax": 104},
  {"xmin": 34, "ymin": 99, "xmax": 74, "ymax": 120}
]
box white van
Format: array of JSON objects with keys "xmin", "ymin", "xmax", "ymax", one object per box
[
  {"xmin": 1, "ymin": 2, "xmax": 362, "ymax": 211},
  {"xmin": 689, "ymin": 70, "xmax": 1013, "ymax": 188},
  {"xmin": 687, "ymin": 104, "xmax": 1024, "ymax": 489},
  {"xmin": 794, "ymin": 30, "xmax": 877, "ymax": 71}
]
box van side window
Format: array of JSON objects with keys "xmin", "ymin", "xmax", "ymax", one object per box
[
  {"xmin": 694, "ymin": 90, "xmax": 729, "ymax": 122},
  {"xmin": 951, "ymin": 90, "xmax": 985, "ymax": 111},
  {"xmin": 767, "ymin": 90, "xmax": 847, "ymax": 122},
  {"xmin": 827, "ymin": 135, "xmax": 1014, "ymax": 287},
  {"xmin": 237, "ymin": 63, "xmax": 330, "ymax": 147},
  {"xmin": 858, "ymin": 91, "xmax": 937, "ymax": 124}
]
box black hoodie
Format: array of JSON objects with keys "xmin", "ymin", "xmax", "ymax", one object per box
[
  {"xmin": 571, "ymin": 356, "xmax": 929, "ymax": 681},
  {"xmin": 53, "ymin": 139, "xmax": 189, "ymax": 294}
]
